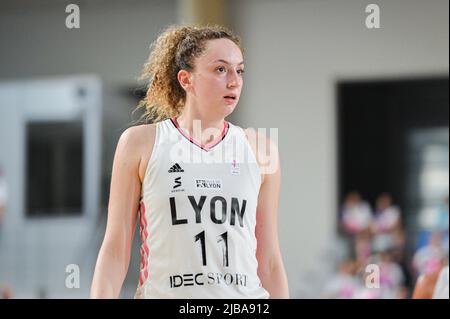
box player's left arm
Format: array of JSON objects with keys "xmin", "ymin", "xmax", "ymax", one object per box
[{"xmin": 253, "ymin": 132, "xmax": 289, "ymax": 299}]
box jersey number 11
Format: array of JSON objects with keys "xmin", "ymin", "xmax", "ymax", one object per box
[{"xmin": 194, "ymin": 231, "xmax": 229, "ymax": 267}]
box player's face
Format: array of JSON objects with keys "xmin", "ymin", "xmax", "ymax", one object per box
[{"xmin": 189, "ymin": 38, "xmax": 244, "ymax": 119}]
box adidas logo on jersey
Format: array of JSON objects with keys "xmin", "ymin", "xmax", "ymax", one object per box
[{"xmin": 168, "ymin": 163, "xmax": 184, "ymax": 173}]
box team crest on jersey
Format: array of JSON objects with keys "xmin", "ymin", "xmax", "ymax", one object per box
[
  {"xmin": 194, "ymin": 179, "xmax": 222, "ymax": 190},
  {"xmin": 230, "ymin": 159, "xmax": 240, "ymax": 175}
]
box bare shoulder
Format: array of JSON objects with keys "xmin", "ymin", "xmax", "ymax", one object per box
[
  {"xmin": 119, "ymin": 123, "xmax": 157, "ymax": 183},
  {"xmin": 242, "ymin": 127, "xmax": 280, "ymax": 181}
]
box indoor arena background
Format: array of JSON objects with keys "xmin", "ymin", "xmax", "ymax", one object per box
[{"xmin": 0, "ymin": 0, "xmax": 448, "ymax": 298}]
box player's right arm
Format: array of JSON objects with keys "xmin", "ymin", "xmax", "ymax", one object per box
[{"xmin": 90, "ymin": 126, "xmax": 147, "ymax": 298}]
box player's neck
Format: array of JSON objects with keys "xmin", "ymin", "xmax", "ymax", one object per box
[{"xmin": 176, "ymin": 109, "xmax": 226, "ymax": 145}]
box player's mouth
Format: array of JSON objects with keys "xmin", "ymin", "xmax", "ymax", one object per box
[{"xmin": 223, "ymin": 94, "xmax": 237, "ymax": 104}]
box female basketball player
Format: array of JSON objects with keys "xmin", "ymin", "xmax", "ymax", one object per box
[{"xmin": 90, "ymin": 25, "xmax": 289, "ymax": 299}]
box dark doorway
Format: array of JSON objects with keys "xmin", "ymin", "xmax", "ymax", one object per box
[{"xmin": 337, "ymin": 77, "xmax": 449, "ymax": 249}]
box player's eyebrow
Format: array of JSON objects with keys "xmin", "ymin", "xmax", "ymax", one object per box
[{"xmin": 211, "ymin": 59, "xmax": 244, "ymax": 66}]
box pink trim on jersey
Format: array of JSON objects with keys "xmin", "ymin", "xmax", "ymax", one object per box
[
  {"xmin": 138, "ymin": 201, "xmax": 149, "ymax": 287},
  {"xmin": 171, "ymin": 117, "xmax": 229, "ymax": 152}
]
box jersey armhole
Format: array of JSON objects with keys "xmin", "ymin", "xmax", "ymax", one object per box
[{"xmin": 140, "ymin": 122, "xmax": 159, "ymax": 198}]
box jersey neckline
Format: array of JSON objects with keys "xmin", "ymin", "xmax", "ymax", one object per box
[{"xmin": 169, "ymin": 117, "xmax": 230, "ymax": 152}]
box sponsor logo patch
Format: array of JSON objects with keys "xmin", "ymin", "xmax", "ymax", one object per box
[{"xmin": 194, "ymin": 179, "xmax": 222, "ymax": 190}]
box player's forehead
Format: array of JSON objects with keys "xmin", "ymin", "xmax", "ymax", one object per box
[{"xmin": 197, "ymin": 38, "xmax": 244, "ymax": 66}]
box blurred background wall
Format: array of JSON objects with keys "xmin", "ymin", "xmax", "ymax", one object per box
[{"xmin": 0, "ymin": 0, "xmax": 448, "ymax": 298}]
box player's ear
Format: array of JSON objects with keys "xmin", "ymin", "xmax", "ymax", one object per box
[{"xmin": 178, "ymin": 69, "xmax": 192, "ymax": 91}]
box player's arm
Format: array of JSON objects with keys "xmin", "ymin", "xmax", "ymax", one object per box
[
  {"xmin": 247, "ymin": 129, "xmax": 289, "ymax": 299},
  {"xmin": 90, "ymin": 126, "xmax": 145, "ymax": 298},
  {"xmin": 412, "ymin": 273, "xmax": 433, "ymax": 299}
]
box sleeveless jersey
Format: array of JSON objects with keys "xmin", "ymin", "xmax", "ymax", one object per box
[{"xmin": 134, "ymin": 118, "xmax": 270, "ymax": 299}]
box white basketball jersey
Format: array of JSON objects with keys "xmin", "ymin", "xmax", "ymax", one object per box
[{"xmin": 134, "ymin": 118, "xmax": 270, "ymax": 299}]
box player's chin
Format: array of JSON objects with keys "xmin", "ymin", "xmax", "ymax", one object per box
[{"xmin": 221, "ymin": 102, "xmax": 237, "ymax": 117}]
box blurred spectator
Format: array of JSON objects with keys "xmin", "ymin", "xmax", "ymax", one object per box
[
  {"xmin": 353, "ymin": 263, "xmax": 382, "ymax": 299},
  {"xmin": 335, "ymin": 189, "xmax": 447, "ymax": 298},
  {"xmin": 377, "ymin": 250, "xmax": 406, "ymax": 298},
  {"xmin": 412, "ymin": 232, "xmax": 446, "ymax": 276},
  {"xmin": 371, "ymin": 193, "xmax": 405, "ymax": 257},
  {"xmin": 422, "ymin": 195, "xmax": 449, "ymax": 234},
  {"xmin": 354, "ymin": 250, "xmax": 406, "ymax": 299},
  {"xmin": 371, "ymin": 193, "xmax": 401, "ymax": 234},
  {"xmin": 390, "ymin": 228, "xmax": 407, "ymax": 261},
  {"xmin": 416, "ymin": 196, "xmax": 449, "ymax": 260},
  {"xmin": 322, "ymin": 259, "xmax": 360, "ymax": 299},
  {"xmin": 354, "ymin": 232, "xmax": 372, "ymax": 268},
  {"xmin": 341, "ymin": 192, "xmax": 373, "ymax": 235}
]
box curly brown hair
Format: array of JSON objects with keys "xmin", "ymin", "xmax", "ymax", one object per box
[{"xmin": 134, "ymin": 24, "xmax": 243, "ymax": 123}]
